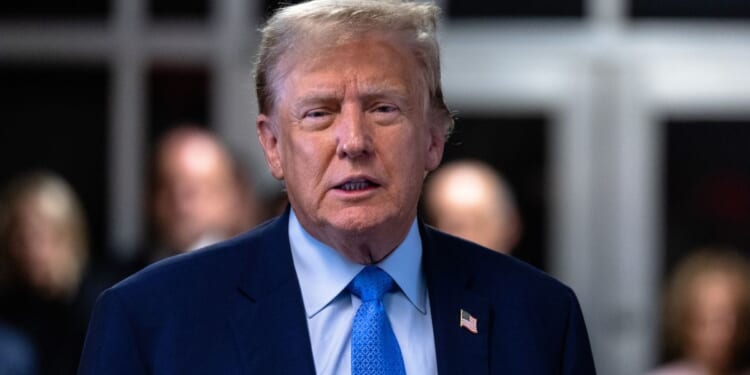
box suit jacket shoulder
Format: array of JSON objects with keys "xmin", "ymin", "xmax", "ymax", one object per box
[{"xmin": 421, "ymin": 225, "xmax": 597, "ymax": 375}]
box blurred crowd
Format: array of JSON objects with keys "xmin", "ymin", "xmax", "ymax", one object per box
[
  {"xmin": 1, "ymin": 127, "xmax": 749, "ymax": 374},
  {"xmin": 0, "ymin": 125, "xmax": 286, "ymax": 375}
]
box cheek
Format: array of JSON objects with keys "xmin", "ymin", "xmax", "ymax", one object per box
[
  {"xmin": 280, "ymin": 133, "xmax": 332, "ymax": 185},
  {"xmin": 384, "ymin": 134, "xmax": 430, "ymax": 199},
  {"xmin": 408, "ymin": 129, "xmax": 434, "ymax": 173}
]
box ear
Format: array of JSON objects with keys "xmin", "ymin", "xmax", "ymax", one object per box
[
  {"xmin": 257, "ymin": 114, "xmax": 285, "ymax": 180},
  {"xmin": 424, "ymin": 124, "xmax": 445, "ymax": 173}
]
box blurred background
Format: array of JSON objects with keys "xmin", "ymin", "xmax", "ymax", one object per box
[{"xmin": 1, "ymin": 0, "xmax": 750, "ymax": 374}]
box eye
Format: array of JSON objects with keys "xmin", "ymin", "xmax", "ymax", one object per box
[
  {"xmin": 305, "ymin": 109, "xmax": 331, "ymax": 119},
  {"xmin": 373, "ymin": 104, "xmax": 398, "ymax": 113},
  {"xmin": 369, "ymin": 103, "xmax": 400, "ymax": 124},
  {"xmin": 299, "ymin": 108, "xmax": 335, "ymax": 130}
]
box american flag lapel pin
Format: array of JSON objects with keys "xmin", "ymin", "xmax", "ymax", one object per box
[{"xmin": 459, "ymin": 309, "xmax": 478, "ymax": 334}]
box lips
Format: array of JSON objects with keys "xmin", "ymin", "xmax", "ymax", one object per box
[{"xmin": 334, "ymin": 177, "xmax": 380, "ymax": 192}]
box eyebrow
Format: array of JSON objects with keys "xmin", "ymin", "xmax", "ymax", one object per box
[
  {"xmin": 290, "ymin": 81, "xmax": 412, "ymax": 111},
  {"xmin": 358, "ymin": 81, "xmax": 410, "ymax": 103},
  {"xmin": 292, "ymin": 88, "xmax": 342, "ymax": 106}
]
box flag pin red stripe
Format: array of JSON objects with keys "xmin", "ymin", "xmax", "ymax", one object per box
[{"xmin": 459, "ymin": 309, "xmax": 478, "ymax": 334}]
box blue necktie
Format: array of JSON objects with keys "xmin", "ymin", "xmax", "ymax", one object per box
[{"xmin": 348, "ymin": 266, "xmax": 406, "ymax": 375}]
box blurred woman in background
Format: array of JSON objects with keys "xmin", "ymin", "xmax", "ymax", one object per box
[
  {"xmin": 649, "ymin": 248, "xmax": 750, "ymax": 375},
  {"xmin": 0, "ymin": 171, "xmax": 95, "ymax": 374}
]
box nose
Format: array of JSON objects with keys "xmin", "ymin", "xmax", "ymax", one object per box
[{"xmin": 336, "ymin": 105, "xmax": 373, "ymax": 159}]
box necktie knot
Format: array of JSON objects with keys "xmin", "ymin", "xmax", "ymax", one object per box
[{"xmin": 348, "ymin": 266, "xmax": 394, "ymax": 302}]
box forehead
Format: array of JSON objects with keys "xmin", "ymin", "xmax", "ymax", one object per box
[{"xmin": 274, "ymin": 34, "xmax": 423, "ymax": 100}]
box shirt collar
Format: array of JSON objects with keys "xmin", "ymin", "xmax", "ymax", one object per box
[{"xmin": 288, "ymin": 209, "xmax": 427, "ymax": 318}]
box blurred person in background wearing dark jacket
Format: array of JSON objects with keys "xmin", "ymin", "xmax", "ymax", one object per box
[
  {"xmin": 0, "ymin": 171, "xmax": 110, "ymax": 375},
  {"xmin": 648, "ymin": 248, "xmax": 750, "ymax": 375}
]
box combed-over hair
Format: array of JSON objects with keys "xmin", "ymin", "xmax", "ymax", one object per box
[{"xmin": 255, "ymin": 0, "xmax": 453, "ymax": 136}]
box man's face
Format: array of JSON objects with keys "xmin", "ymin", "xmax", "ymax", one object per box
[
  {"xmin": 258, "ymin": 35, "xmax": 444, "ymax": 251},
  {"xmin": 154, "ymin": 138, "xmax": 240, "ymax": 253}
]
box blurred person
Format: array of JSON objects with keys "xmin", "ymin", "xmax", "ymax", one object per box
[
  {"xmin": 0, "ymin": 173, "xmax": 88, "ymax": 299},
  {"xmin": 79, "ymin": 1, "xmax": 595, "ymax": 374},
  {"xmin": 148, "ymin": 125, "xmax": 260, "ymax": 261},
  {"xmin": 0, "ymin": 172, "xmax": 99, "ymax": 374},
  {"xmin": 648, "ymin": 248, "xmax": 750, "ymax": 375},
  {"xmin": 422, "ymin": 159, "xmax": 522, "ymax": 254}
]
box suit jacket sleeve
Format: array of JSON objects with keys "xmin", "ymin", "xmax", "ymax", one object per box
[
  {"xmin": 562, "ymin": 291, "xmax": 597, "ymax": 375},
  {"xmin": 78, "ymin": 288, "xmax": 147, "ymax": 375}
]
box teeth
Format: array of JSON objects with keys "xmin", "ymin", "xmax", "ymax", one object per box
[{"xmin": 341, "ymin": 181, "xmax": 370, "ymax": 191}]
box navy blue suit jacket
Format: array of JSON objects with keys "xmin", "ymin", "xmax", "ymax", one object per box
[{"xmin": 79, "ymin": 211, "xmax": 596, "ymax": 374}]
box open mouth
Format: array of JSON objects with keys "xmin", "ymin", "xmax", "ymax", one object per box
[{"xmin": 335, "ymin": 178, "xmax": 380, "ymax": 192}]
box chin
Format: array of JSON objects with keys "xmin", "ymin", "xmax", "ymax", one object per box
[
  {"xmin": 326, "ymin": 207, "xmax": 394, "ymax": 234},
  {"xmin": 329, "ymin": 216, "xmax": 383, "ymax": 234}
]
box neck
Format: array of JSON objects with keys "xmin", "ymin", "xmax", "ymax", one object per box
[
  {"xmin": 330, "ymin": 233, "xmax": 402, "ymax": 265},
  {"xmin": 298, "ymin": 216, "xmax": 415, "ymax": 265}
]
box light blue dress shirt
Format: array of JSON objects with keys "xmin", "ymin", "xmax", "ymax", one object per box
[{"xmin": 288, "ymin": 210, "xmax": 438, "ymax": 375}]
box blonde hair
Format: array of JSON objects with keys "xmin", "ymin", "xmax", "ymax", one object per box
[
  {"xmin": 254, "ymin": 0, "xmax": 453, "ymax": 136},
  {"xmin": 662, "ymin": 247, "xmax": 750, "ymax": 367},
  {"xmin": 0, "ymin": 172, "xmax": 89, "ymax": 291}
]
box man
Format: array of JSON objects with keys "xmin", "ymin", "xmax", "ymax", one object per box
[
  {"xmin": 149, "ymin": 126, "xmax": 259, "ymax": 259},
  {"xmin": 423, "ymin": 160, "xmax": 522, "ymax": 254},
  {"xmin": 79, "ymin": 1, "xmax": 596, "ymax": 374}
]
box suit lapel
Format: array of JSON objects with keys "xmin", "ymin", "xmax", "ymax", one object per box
[
  {"xmin": 422, "ymin": 224, "xmax": 491, "ymax": 375},
  {"xmin": 231, "ymin": 210, "xmax": 316, "ymax": 374}
]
